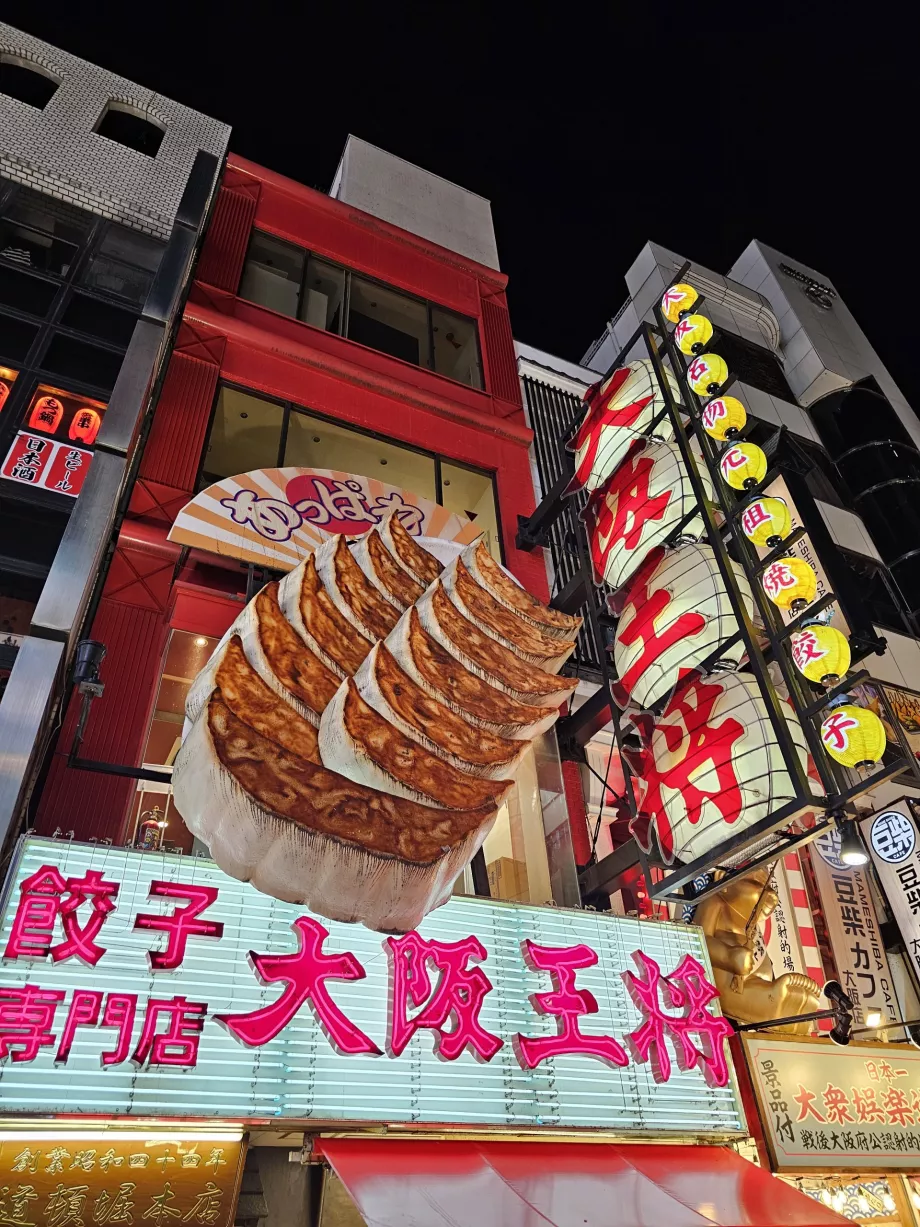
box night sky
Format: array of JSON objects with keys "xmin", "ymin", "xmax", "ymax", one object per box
[{"xmin": 6, "ymin": 5, "xmax": 914, "ymax": 404}]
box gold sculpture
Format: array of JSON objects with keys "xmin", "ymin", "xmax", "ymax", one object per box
[{"xmin": 694, "ymin": 867, "xmax": 822, "ymax": 1033}]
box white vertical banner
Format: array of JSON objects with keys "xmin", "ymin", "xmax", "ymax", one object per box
[{"xmin": 861, "ymin": 798, "xmax": 920, "ymax": 989}]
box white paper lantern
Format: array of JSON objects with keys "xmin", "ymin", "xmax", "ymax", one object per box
[
  {"xmin": 632, "ymin": 671, "xmax": 810, "ymax": 865},
  {"xmin": 566, "ymin": 359, "xmax": 678, "ymax": 494},
  {"xmin": 613, "ymin": 543, "xmax": 754, "ymax": 710},
  {"xmin": 583, "ymin": 438, "xmax": 713, "ymax": 592}
]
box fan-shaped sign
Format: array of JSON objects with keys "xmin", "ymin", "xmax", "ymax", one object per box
[
  {"xmin": 613, "ymin": 543, "xmax": 754, "ymax": 711},
  {"xmin": 629, "ymin": 671, "xmax": 810, "ymax": 865},
  {"xmin": 583, "ymin": 439, "xmax": 712, "ymax": 593},
  {"xmin": 566, "ymin": 360, "xmax": 677, "ymax": 494},
  {"xmin": 168, "ymin": 468, "xmax": 479, "ymax": 570}
]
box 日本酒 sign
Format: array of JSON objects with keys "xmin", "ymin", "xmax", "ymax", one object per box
[
  {"xmin": 0, "ymin": 838, "xmax": 745, "ymax": 1134},
  {"xmin": 743, "ymin": 1035, "xmax": 920, "ymax": 1171},
  {"xmin": 167, "ymin": 468, "xmax": 480, "ymax": 570}
]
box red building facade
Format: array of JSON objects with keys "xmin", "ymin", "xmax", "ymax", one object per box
[{"xmin": 34, "ymin": 154, "xmax": 569, "ymax": 895}]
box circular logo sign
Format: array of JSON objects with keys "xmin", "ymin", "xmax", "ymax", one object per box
[
  {"xmin": 814, "ymin": 828, "xmax": 846, "ymax": 870},
  {"xmin": 869, "ymin": 810, "xmax": 916, "ymax": 864}
]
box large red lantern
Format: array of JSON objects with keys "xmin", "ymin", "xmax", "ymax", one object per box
[
  {"xmin": 627, "ymin": 671, "xmax": 811, "ymax": 864},
  {"xmin": 28, "ymin": 395, "xmax": 64, "ymax": 435},
  {"xmin": 69, "ymin": 407, "xmax": 102, "ymax": 445},
  {"xmin": 613, "ymin": 543, "xmax": 754, "ymax": 711},
  {"xmin": 583, "ymin": 438, "xmax": 713, "ymax": 592},
  {"xmin": 566, "ymin": 359, "xmax": 677, "ymax": 494}
]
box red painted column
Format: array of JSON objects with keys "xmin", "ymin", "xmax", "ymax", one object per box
[{"xmin": 560, "ymin": 758, "xmax": 592, "ymax": 868}]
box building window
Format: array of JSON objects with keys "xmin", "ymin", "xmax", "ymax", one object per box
[
  {"xmin": 81, "ymin": 224, "xmax": 164, "ymax": 305},
  {"xmin": 95, "ymin": 101, "xmax": 165, "ymax": 157},
  {"xmin": 710, "ymin": 329, "xmax": 795, "ymax": 402},
  {"xmin": 239, "ymin": 230, "xmax": 483, "ymax": 389},
  {"xmin": 0, "ymin": 185, "xmax": 88, "ymax": 276},
  {"xmin": 201, "ymin": 384, "xmax": 503, "ymax": 560},
  {"xmin": 0, "ymin": 382, "xmax": 108, "ymax": 498},
  {"xmin": 0, "ymin": 55, "xmax": 59, "ymax": 109}
]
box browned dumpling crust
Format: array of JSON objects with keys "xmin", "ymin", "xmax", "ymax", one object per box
[{"xmin": 255, "ymin": 582, "xmax": 340, "ymax": 715}]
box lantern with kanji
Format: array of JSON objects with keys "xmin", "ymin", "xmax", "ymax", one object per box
[
  {"xmin": 720, "ymin": 442, "xmax": 767, "ymax": 491},
  {"xmin": 69, "ymin": 407, "xmax": 102, "ymax": 445},
  {"xmin": 0, "ymin": 370, "xmax": 15, "ymax": 413},
  {"xmin": 661, "ymin": 283, "xmax": 698, "ymax": 322},
  {"xmin": 762, "ymin": 557, "xmax": 817, "ymax": 613},
  {"xmin": 630, "ymin": 671, "xmax": 811, "ymax": 864},
  {"xmin": 613, "ymin": 543, "xmax": 754, "ymax": 710},
  {"xmin": 701, "ymin": 395, "xmax": 746, "ymax": 441},
  {"xmin": 566, "ymin": 359, "xmax": 678, "ymax": 494},
  {"xmin": 740, "ymin": 496, "xmax": 791, "ymax": 547},
  {"xmin": 674, "ymin": 314, "xmax": 713, "ymax": 355},
  {"xmin": 687, "ymin": 353, "xmax": 729, "ymax": 397},
  {"xmin": 28, "ymin": 394, "xmax": 64, "ymax": 435},
  {"xmin": 820, "ymin": 701, "xmax": 886, "ymax": 769},
  {"xmin": 583, "ymin": 437, "xmax": 713, "ymax": 592},
  {"xmin": 790, "ymin": 623, "xmax": 851, "ymax": 686}
]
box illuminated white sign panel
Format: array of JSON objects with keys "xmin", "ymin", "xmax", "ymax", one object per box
[{"xmin": 0, "ymin": 839, "xmax": 744, "ymax": 1133}]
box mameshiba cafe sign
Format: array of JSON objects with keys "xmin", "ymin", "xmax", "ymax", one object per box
[{"xmin": 0, "ymin": 838, "xmax": 745, "ymax": 1135}]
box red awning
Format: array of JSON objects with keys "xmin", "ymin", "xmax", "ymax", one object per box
[{"xmin": 320, "ymin": 1139, "xmax": 849, "ymax": 1227}]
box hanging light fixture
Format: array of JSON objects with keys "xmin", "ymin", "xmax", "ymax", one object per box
[
  {"xmin": 740, "ymin": 496, "xmax": 791, "ymax": 547},
  {"xmin": 790, "ymin": 623, "xmax": 851, "ymax": 686},
  {"xmin": 687, "ymin": 352, "xmax": 729, "ymax": 396},
  {"xmin": 762, "ymin": 557, "xmax": 817, "ymax": 612},
  {"xmin": 837, "ymin": 817, "xmax": 869, "ymax": 866},
  {"xmin": 701, "ymin": 395, "xmax": 746, "ymax": 441},
  {"xmin": 720, "ymin": 442, "xmax": 768, "ymax": 491},
  {"xmin": 820, "ymin": 701, "xmax": 887, "ymax": 770},
  {"xmin": 673, "ymin": 313, "xmax": 713, "ymax": 355},
  {"xmin": 28, "ymin": 394, "xmax": 64, "ymax": 435},
  {"xmin": 660, "ymin": 283, "xmax": 699, "ymax": 322}
]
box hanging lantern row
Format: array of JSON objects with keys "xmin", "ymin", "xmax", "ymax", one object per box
[{"xmin": 660, "ymin": 279, "xmax": 886, "ymax": 780}]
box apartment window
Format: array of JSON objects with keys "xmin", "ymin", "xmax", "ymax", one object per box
[
  {"xmin": 239, "ymin": 230, "xmax": 483, "ymax": 389},
  {"xmin": 710, "ymin": 330, "xmax": 795, "ymax": 402},
  {"xmin": 96, "ymin": 102, "xmax": 165, "ymax": 157},
  {"xmin": 0, "ymin": 56, "xmax": 59, "ymax": 110},
  {"xmin": 201, "ymin": 385, "xmax": 502, "ymax": 560}
]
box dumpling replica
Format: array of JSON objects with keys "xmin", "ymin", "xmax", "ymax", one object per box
[{"xmin": 173, "ymin": 515, "xmax": 581, "ymax": 933}]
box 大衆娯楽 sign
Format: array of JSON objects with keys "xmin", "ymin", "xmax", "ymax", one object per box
[
  {"xmin": 0, "ymin": 837, "xmax": 744, "ymax": 1134},
  {"xmin": 744, "ymin": 1035, "xmax": 920, "ymax": 1171}
]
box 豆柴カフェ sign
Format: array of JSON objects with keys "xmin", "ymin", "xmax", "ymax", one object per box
[
  {"xmin": 167, "ymin": 467, "xmax": 479, "ymax": 570},
  {"xmin": 809, "ymin": 828, "xmax": 898, "ymax": 1027},
  {"xmin": 0, "ymin": 837, "xmax": 745, "ymax": 1134},
  {"xmin": 861, "ymin": 799, "xmax": 920, "ymax": 990},
  {"xmin": 0, "ymin": 1134, "xmax": 245, "ymax": 1227},
  {"xmin": 743, "ymin": 1035, "xmax": 920, "ymax": 1171}
]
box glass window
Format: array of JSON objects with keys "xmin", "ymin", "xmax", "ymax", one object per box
[
  {"xmin": 284, "ymin": 409, "xmax": 438, "ymax": 501},
  {"xmin": 0, "ymin": 313, "xmax": 39, "ymax": 363},
  {"xmin": 239, "ymin": 232, "xmax": 304, "ymax": 318},
  {"xmin": 300, "ymin": 256, "xmax": 346, "ymax": 333},
  {"xmin": 82, "ymin": 224, "xmax": 164, "ymax": 305},
  {"xmin": 0, "ymin": 186, "xmax": 88, "ymax": 276},
  {"xmin": 440, "ymin": 460, "xmax": 501, "ymax": 560},
  {"xmin": 0, "ymin": 264, "xmax": 58, "ymax": 317},
  {"xmin": 431, "ymin": 305, "xmax": 482, "ymax": 389},
  {"xmin": 347, "ymin": 275, "xmax": 430, "ymax": 369},
  {"xmin": 483, "ymin": 749, "xmax": 551, "ymax": 904},
  {"xmin": 41, "ymin": 333, "xmax": 124, "ymax": 392},
  {"xmin": 200, "ymin": 386, "xmax": 285, "ymax": 486},
  {"xmin": 0, "ymin": 364, "xmax": 19, "ymax": 414}
]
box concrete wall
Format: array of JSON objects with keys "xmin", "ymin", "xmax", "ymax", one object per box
[
  {"xmin": 330, "ymin": 135, "xmax": 500, "ymax": 270},
  {"xmin": 0, "ymin": 23, "xmax": 229, "ymax": 237}
]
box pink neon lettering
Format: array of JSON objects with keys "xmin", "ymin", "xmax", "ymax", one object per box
[
  {"xmin": 132, "ymin": 996, "xmax": 207, "ymax": 1067},
  {"xmin": 134, "ymin": 881, "xmax": 224, "ymax": 970},
  {"xmin": 216, "ymin": 916, "xmax": 380, "ymax": 1056},
  {"xmin": 4, "ymin": 866, "xmax": 118, "ymax": 965},
  {"xmin": 386, "ymin": 932, "xmax": 502, "ymax": 1062},
  {"xmin": 514, "ymin": 941, "xmax": 629, "ymax": 1069}
]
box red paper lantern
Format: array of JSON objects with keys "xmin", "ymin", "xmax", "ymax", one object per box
[
  {"xmin": 69, "ymin": 407, "xmax": 102, "ymax": 445},
  {"xmin": 28, "ymin": 395, "xmax": 64, "ymax": 435}
]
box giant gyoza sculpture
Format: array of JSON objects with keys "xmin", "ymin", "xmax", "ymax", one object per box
[{"xmin": 173, "ymin": 514, "xmax": 581, "ymax": 933}]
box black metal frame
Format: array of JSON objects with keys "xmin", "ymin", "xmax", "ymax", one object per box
[{"xmin": 517, "ymin": 263, "xmax": 920, "ymax": 906}]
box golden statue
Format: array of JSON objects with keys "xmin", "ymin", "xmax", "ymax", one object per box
[{"xmin": 694, "ymin": 867, "xmax": 822, "ymax": 1033}]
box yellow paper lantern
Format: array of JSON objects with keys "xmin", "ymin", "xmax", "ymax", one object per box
[
  {"xmin": 702, "ymin": 395, "xmax": 747, "ymax": 441},
  {"xmin": 740, "ymin": 496, "xmax": 791, "ymax": 547},
  {"xmin": 661, "ymin": 283, "xmax": 699, "ymax": 323},
  {"xmin": 820, "ymin": 703, "xmax": 886, "ymax": 769},
  {"xmin": 790, "ymin": 624, "xmax": 851, "ymax": 686},
  {"xmin": 719, "ymin": 442, "xmax": 768, "ymax": 491},
  {"xmin": 687, "ymin": 352, "xmax": 729, "ymax": 396},
  {"xmin": 761, "ymin": 557, "xmax": 818, "ymax": 611},
  {"xmin": 674, "ymin": 313, "xmax": 714, "ymax": 355}
]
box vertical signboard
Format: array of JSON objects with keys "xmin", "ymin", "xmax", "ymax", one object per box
[
  {"xmin": 763, "ymin": 858, "xmax": 810, "ymax": 979},
  {"xmin": 861, "ymin": 798, "xmax": 920, "ymax": 990},
  {"xmin": 809, "ymin": 829, "xmax": 897, "ymax": 1026}
]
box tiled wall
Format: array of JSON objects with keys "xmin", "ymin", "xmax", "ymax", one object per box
[{"xmin": 0, "ymin": 24, "xmax": 229, "ymax": 237}]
